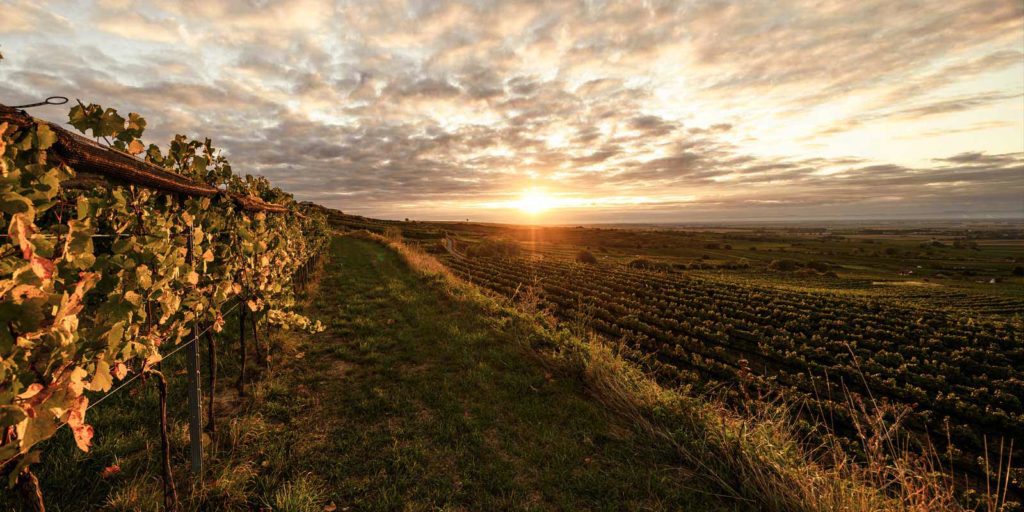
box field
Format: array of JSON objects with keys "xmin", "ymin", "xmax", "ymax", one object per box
[{"xmin": 329, "ymin": 211, "xmax": 1024, "ymax": 496}]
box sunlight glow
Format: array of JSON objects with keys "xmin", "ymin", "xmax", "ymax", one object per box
[{"xmin": 515, "ymin": 189, "xmax": 555, "ymax": 215}]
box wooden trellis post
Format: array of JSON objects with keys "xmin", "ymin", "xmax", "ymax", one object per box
[{"xmin": 184, "ymin": 224, "xmax": 204, "ymax": 475}]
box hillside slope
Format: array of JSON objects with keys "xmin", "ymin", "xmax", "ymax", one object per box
[{"xmin": 6, "ymin": 236, "xmax": 731, "ymax": 511}]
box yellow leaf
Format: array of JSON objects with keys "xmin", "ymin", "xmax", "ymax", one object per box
[
  {"xmin": 65, "ymin": 395, "xmax": 93, "ymax": 452},
  {"xmin": 86, "ymin": 360, "xmax": 113, "ymax": 392},
  {"xmin": 127, "ymin": 139, "xmax": 144, "ymax": 155},
  {"xmin": 9, "ymin": 213, "xmax": 35, "ymax": 259},
  {"xmin": 67, "ymin": 367, "xmax": 88, "ymax": 396},
  {"xmin": 16, "ymin": 383, "xmax": 43, "ymax": 400},
  {"xmin": 144, "ymin": 353, "xmax": 163, "ymax": 370},
  {"xmin": 124, "ymin": 290, "xmax": 142, "ymax": 306},
  {"xmin": 112, "ymin": 362, "xmax": 128, "ymax": 380},
  {"xmin": 30, "ymin": 255, "xmax": 55, "ymax": 281}
]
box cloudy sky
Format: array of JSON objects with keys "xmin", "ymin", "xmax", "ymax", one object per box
[{"xmin": 1, "ymin": 0, "xmax": 1022, "ymax": 223}]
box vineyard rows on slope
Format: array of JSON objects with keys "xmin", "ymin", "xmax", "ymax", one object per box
[{"xmin": 441, "ymin": 252, "xmax": 1023, "ymax": 476}]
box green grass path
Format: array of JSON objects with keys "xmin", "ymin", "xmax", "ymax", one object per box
[{"xmin": 282, "ymin": 236, "xmax": 726, "ymax": 510}]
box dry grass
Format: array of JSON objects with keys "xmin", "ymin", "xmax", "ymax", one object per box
[{"xmin": 354, "ymin": 230, "xmax": 984, "ymax": 512}]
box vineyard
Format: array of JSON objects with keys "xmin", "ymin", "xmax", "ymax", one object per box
[
  {"xmin": 1, "ymin": 102, "xmax": 1020, "ymax": 508},
  {"xmin": 439, "ymin": 239, "xmax": 1023, "ymax": 492},
  {"xmin": 0, "ymin": 102, "xmax": 328, "ymax": 508}
]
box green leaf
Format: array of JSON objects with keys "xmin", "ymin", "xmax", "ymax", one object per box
[
  {"xmin": 105, "ymin": 322, "xmax": 125, "ymax": 349},
  {"xmin": 77, "ymin": 196, "xmax": 90, "ymax": 220},
  {"xmin": 0, "ymin": 192, "xmax": 32, "ymax": 215},
  {"xmin": 68, "ymin": 105, "xmax": 90, "ymax": 132},
  {"xmin": 127, "ymin": 112, "xmax": 146, "ymax": 135},
  {"xmin": 97, "ymin": 109, "xmax": 126, "ymax": 138}
]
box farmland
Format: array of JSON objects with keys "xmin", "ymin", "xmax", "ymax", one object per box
[{"xmin": 330, "ymin": 211, "xmax": 1024, "ymax": 492}]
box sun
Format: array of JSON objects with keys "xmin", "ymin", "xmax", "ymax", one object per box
[{"xmin": 516, "ymin": 189, "xmax": 555, "ymax": 215}]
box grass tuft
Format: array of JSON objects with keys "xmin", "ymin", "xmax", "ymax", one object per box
[{"xmin": 265, "ymin": 475, "xmax": 327, "ymax": 512}]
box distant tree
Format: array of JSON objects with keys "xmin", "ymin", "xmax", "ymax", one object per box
[{"xmin": 575, "ymin": 251, "xmax": 598, "ymax": 264}]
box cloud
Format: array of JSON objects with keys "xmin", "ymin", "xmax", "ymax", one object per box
[
  {"xmin": 0, "ymin": 0, "xmax": 1020, "ymax": 221},
  {"xmin": 0, "ymin": 0, "xmax": 71, "ymax": 33},
  {"xmin": 628, "ymin": 115, "xmax": 679, "ymax": 136},
  {"xmin": 889, "ymin": 92, "xmax": 1023, "ymax": 119},
  {"xmin": 93, "ymin": 11, "xmax": 183, "ymax": 43}
]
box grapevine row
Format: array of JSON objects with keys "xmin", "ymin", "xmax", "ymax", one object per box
[{"xmin": 0, "ymin": 102, "xmax": 328, "ymax": 494}]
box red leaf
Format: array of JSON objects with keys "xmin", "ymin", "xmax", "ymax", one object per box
[{"xmin": 100, "ymin": 464, "xmax": 121, "ymax": 478}]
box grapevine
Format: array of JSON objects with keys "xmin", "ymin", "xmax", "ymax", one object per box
[{"xmin": 0, "ymin": 102, "xmax": 328, "ymax": 495}]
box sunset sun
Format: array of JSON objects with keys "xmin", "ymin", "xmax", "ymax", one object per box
[{"xmin": 516, "ymin": 189, "xmax": 555, "ymax": 215}]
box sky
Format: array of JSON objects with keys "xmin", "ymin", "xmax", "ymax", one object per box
[{"xmin": 1, "ymin": 0, "xmax": 1022, "ymax": 224}]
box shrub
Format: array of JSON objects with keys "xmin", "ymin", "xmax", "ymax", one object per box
[
  {"xmin": 804, "ymin": 260, "xmax": 831, "ymax": 273},
  {"xmin": 466, "ymin": 238, "xmax": 521, "ymax": 259},
  {"xmin": 576, "ymin": 250, "xmax": 598, "ymax": 264},
  {"xmin": 767, "ymin": 259, "xmax": 801, "ymax": 272}
]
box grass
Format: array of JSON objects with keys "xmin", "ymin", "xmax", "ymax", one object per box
[
  {"xmin": 2, "ymin": 235, "xmax": 734, "ymax": 511},
  {"xmin": 363, "ymin": 230, "xmax": 970, "ymax": 512}
]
